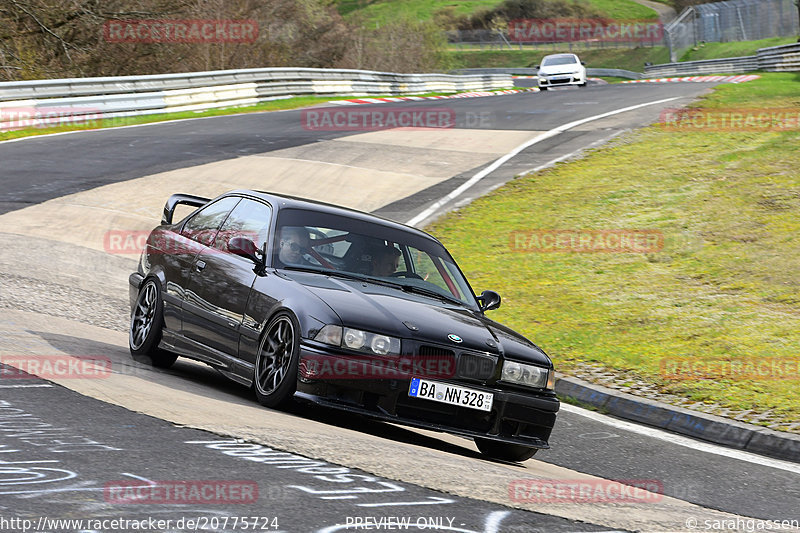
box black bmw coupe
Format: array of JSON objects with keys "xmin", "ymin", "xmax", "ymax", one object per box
[{"xmin": 129, "ymin": 190, "xmax": 559, "ymax": 461}]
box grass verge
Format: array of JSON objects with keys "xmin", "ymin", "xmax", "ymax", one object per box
[
  {"xmin": 448, "ymin": 37, "xmax": 798, "ymax": 74},
  {"xmin": 447, "ymin": 47, "xmax": 671, "ymax": 73},
  {"xmin": 680, "ymin": 37, "xmax": 798, "ymax": 62},
  {"xmin": 0, "ymin": 89, "xmax": 513, "ymax": 142},
  {"xmin": 336, "ymin": 0, "xmax": 657, "ymax": 25},
  {"xmin": 427, "ymin": 72, "xmax": 800, "ymax": 430}
]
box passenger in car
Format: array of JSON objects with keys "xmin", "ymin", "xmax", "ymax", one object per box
[{"xmin": 371, "ymin": 245, "xmax": 401, "ymax": 277}]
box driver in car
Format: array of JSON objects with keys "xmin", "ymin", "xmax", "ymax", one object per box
[
  {"xmin": 278, "ymin": 226, "xmax": 312, "ymax": 266},
  {"xmin": 371, "ymin": 245, "xmax": 401, "ymax": 277}
]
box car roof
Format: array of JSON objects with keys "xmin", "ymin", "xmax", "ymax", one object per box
[
  {"xmin": 542, "ymin": 53, "xmax": 579, "ymax": 60},
  {"xmin": 219, "ymin": 189, "xmax": 442, "ymax": 244}
]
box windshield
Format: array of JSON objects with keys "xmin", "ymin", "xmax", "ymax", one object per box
[
  {"xmin": 273, "ymin": 208, "xmax": 477, "ymax": 307},
  {"xmin": 542, "ymin": 55, "xmax": 578, "ymax": 66}
]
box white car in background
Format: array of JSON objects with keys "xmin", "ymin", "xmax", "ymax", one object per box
[{"xmin": 536, "ymin": 53, "xmax": 587, "ymax": 90}]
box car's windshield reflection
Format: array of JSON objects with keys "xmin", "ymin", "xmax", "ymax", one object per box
[{"xmin": 272, "ymin": 209, "xmax": 476, "ymax": 307}]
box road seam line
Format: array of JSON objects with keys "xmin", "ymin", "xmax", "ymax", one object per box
[
  {"xmin": 405, "ymin": 97, "xmax": 679, "ymax": 226},
  {"xmin": 561, "ymin": 403, "xmax": 800, "ymax": 474}
]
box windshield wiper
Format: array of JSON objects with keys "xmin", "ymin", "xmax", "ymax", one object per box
[
  {"xmin": 283, "ymin": 267, "xmax": 464, "ymax": 304},
  {"xmin": 282, "ymin": 265, "xmax": 328, "ymax": 274},
  {"xmin": 399, "ymin": 284, "xmax": 464, "ymax": 306},
  {"xmin": 328, "ymin": 271, "xmax": 408, "ymax": 289},
  {"xmin": 284, "ymin": 267, "xmax": 405, "ymax": 289}
]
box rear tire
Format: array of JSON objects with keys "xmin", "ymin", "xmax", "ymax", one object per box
[
  {"xmin": 129, "ymin": 278, "xmax": 178, "ymax": 368},
  {"xmin": 474, "ymin": 437, "xmax": 538, "ymax": 462},
  {"xmin": 253, "ymin": 312, "xmax": 300, "ymax": 408},
  {"xmin": 539, "ymin": 86, "xmax": 548, "ymax": 91}
]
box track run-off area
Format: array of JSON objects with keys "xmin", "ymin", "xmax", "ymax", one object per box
[{"xmin": 1, "ymin": 80, "xmax": 798, "ymax": 533}]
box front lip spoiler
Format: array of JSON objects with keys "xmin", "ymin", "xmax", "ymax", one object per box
[{"xmin": 293, "ymin": 391, "xmax": 550, "ymax": 449}]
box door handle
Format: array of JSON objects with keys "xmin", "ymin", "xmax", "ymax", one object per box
[{"xmin": 195, "ymin": 260, "xmax": 206, "ymax": 272}]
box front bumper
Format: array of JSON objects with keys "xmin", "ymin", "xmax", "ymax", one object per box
[
  {"xmin": 295, "ymin": 344, "xmax": 559, "ymax": 448},
  {"xmin": 538, "ymin": 75, "xmax": 583, "ymax": 87}
]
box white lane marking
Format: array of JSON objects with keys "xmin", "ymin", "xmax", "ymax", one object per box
[
  {"xmin": 483, "ymin": 511, "xmax": 510, "ymax": 533},
  {"xmin": 0, "ymin": 102, "xmax": 297, "ymax": 145},
  {"xmin": 560, "ymin": 403, "xmax": 800, "ymax": 475},
  {"xmin": 449, "ymin": 129, "xmax": 628, "ymax": 210},
  {"xmin": 0, "ymin": 114, "xmax": 229, "ymax": 145},
  {"xmin": 518, "ymin": 128, "xmax": 628, "ymax": 176},
  {"xmin": 0, "ymin": 384, "xmax": 54, "ymax": 388},
  {"xmin": 406, "ymin": 97, "xmax": 679, "ymax": 226}
]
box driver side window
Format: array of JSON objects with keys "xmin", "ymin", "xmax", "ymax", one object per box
[
  {"xmin": 181, "ymin": 197, "xmax": 241, "ymax": 247},
  {"xmin": 214, "ymin": 198, "xmax": 272, "ymax": 252}
]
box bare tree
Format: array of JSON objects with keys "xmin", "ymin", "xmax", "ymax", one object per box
[{"xmin": 0, "ymin": 0, "xmax": 354, "ymax": 80}]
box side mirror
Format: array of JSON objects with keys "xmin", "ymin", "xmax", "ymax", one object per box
[
  {"xmin": 477, "ymin": 290, "xmax": 501, "ymax": 312},
  {"xmin": 534, "ymin": 65, "xmax": 540, "ymax": 70},
  {"xmin": 581, "ymin": 61, "xmax": 586, "ymax": 66},
  {"xmin": 228, "ymin": 236, "xmax": 260, "ymax": 264}
]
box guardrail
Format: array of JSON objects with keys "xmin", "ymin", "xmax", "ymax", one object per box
[
  {"xmin": 757, "ymin": 42, "xmax": 800, "ymax": 72},
  {"xmin": 451, "ymin": 67, "xmax": 642, "ymax": 79},
  {"xmin": 0, "ymin": 67, "xmax": 512, "ymax": 130},
  {"xmin": 644, "ymin": 55, "xmax": 760, "ymax": 77},
  {"xmin": 645, "ymin": 42, "xmax": 800, "ymax": 77}
]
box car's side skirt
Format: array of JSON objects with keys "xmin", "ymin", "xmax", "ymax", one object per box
[{"xmin": 159, "ymin": 330, "xmax": 236, "ymax": 371}]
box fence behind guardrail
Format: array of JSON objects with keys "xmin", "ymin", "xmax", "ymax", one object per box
[{"xmin": 665, "ymin": 0, "xmax": 799, "ymax": 62}]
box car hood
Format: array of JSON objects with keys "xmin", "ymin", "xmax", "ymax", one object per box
[
  {"xmin": 539, "ymin": 65, "xmax": 580, "ymax": 76},
  {"xmin": 284, "ymin": 271, "xmax": 551, "ymax": 367}
]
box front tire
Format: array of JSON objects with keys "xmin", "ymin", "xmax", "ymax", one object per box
[
  {"xmin": 474, "ymin": 437, "xmax": 538, "ymax": 462},
  {"xmin": 129, "ymin": 278, "xmax": 177, "ymax": 368},
  {"xmin": 253, "ymin": 312, "xmax": 300, "ymax": 408}
]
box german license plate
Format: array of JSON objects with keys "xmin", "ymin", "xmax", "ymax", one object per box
[{"xmin": 408, "ymin": 378, "xmax": 493, "ymax": 412}]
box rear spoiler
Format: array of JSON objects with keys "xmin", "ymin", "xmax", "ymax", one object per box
[{"xmin": 162, "ymin": 193, "xmax": 210, "ymax": 225}]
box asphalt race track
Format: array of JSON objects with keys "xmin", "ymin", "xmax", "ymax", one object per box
[{"xmin": 1, "ymin": 81, "xmax": 798, "ymax": 532}]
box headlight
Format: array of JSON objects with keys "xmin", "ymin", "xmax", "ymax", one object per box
[
  {"xmin": 314, "ymin": 325, "xmax": 401, "ymax": 356},
  {"xmin": 343, "ymin": 328, "xmax": 366, "ymax": 349},
  {"xmin": 370, "ymin": 335, "xmax": 393, "ymax": 355},
  {"xmin": 501, "ymin": 361, "xmax": 552, "ymax": 389}
]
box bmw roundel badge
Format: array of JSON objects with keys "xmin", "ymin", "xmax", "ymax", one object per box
[{"xmin": 447, "ymin": 334, "xmax": 462, "ymax": 343}]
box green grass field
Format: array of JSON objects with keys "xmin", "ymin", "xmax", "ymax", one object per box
[
  {"xmin": 427, "ymin": 73, "xmax": 800, "ymax": 429},
  {"xmin": 680, "ymin": 36, "xmax": 798, "ymax": 62},
  {"xmin": 448, "ymin": 34, "xmax": 798, "ymax": 74},
  {"xmin": 448, "ymin": 47, "xmax": 671, "ymax": 72},
  {"xmin": 336, "ymin": 0, "xmax": 658, "ymax": 25},
  {"xmin": 0, "ymin": 90, "xmax": 504, "ymax": 142}
]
